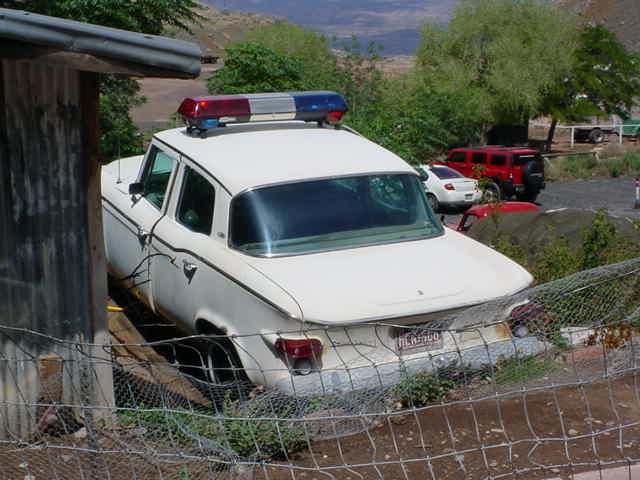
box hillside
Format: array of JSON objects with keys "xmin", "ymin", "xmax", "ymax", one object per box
[{"xmin": 554, "ymin": 0, "xmax": 640, "ymax": 51}]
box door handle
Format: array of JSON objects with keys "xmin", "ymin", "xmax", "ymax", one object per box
[
  {"xmin": 137, "ymin": 228, "xmax": 149, "ymax": 245},
  {"xmin": 183, "ymin": 260, "xmax": 198, "ymax": 274}
]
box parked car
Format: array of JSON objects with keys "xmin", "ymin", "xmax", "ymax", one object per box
[
  {"xmin": 101, "ymin": 91, "xmax": 534, "ymax": 394},
  {"xmin": 415, "ymin": 164, "xmax": 481, "ymax": 212},
  {"xmin": 438, "ymin": 146, "xmax": 545, "ymax": 203},
  {"xmin": 447, "ymin": 202, "xmax": 541, "ymax": 233}
]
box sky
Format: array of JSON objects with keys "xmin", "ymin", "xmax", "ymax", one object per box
[{"xmin": 202, "ymin": 0, "xmax": 459, "ymax": 55}]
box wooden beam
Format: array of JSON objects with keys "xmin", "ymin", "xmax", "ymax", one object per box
[{"xmin": 80, "ymin": 70, "xmax": 115, "ymax": 424}]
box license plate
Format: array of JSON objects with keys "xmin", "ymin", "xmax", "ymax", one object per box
[
  {"xmin": 465, "ymin": 194, "xmax": 473, "ymax": 199},
  {"xmin": 397, "ymin": 329, "xmax": 443, "ymax": 353}
]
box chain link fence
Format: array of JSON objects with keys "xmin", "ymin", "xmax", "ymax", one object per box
[{"xmin": 2, "ymin": 258, "xmax": 640, "ymax": 479}]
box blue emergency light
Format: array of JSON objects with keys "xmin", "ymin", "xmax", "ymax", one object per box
[{"xmin": 177, "ymin": 91, "xmax": 348, "ymax": 137}]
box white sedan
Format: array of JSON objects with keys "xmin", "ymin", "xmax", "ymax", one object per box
[
  {"xmin": 101, "ymin": 92, "xmax": 535, "ymax": 395},
  {"xmin": 417, "ymin": 164, "xmax": 481, "ymax": 212}
]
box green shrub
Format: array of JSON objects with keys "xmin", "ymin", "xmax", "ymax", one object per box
[
  {"xmin": 117, "ymin": 396, "xmax": 307, "ymax": 460},
  {"xmin": 495, "ymin": 355, "xmax": 554, "ymax": 385},
  {"xmin": 393, "ymin": 371, "xmax": 456, "ymax": 407}
]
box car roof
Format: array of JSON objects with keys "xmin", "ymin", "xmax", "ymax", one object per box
[
  {"xmin": 154, "ymin": 123, "xmax": 415, "ymax": 195},
  {"xmin": 450, "ymin": 146, "xmax": 540, "ymax": 154},
  {"xmin": 466, "ymin": 202, "xmax": 541, "ymax": 217}
]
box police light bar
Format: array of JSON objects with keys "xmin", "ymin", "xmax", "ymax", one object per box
[{"xmin": 177, "ymin": 91, "xmax": 348, "ymax": 137}]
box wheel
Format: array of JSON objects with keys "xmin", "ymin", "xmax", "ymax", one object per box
[
  {"xmin": 481, "ymin": 182, "xmax": 501, "ymax": 203},
  {"xmin": 589, "ymin": 129, "xmax": 604, "ymax": 144},
  {"xmin": 427, "ymin": 193, "xmax": 439, "ymax": 212}
]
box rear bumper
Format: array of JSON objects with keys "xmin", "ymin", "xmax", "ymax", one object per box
[{"xmin": 272, "ymin": 335, "xmax": 543, "ymax": 396}]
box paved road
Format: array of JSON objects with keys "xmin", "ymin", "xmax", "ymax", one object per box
[
  {"xmin": 442, "ymin": 176, "xmax": 640, "ymax": 225},
  {"xmin": 538, "ymin": 177, "xmax": 640, "ymax": 221}
]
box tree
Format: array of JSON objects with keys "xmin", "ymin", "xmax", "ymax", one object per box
[
  {"xmin": 541, "ymin": 24, "xmax": 640, "ymax": 149},
  {"xmin": 247, "ymin": 21, "xmax": 338, "ymax": 92},
  {"xmin": 0, "ymin": 0, "xmax": 204, "ymax": 160},
  {"xmin": 207, "ymin": 42, "xmax": 307, "ymax": 94},
  {"xmin": 417, "ymin": 0, "xmax": 577, "ymax": 140}
]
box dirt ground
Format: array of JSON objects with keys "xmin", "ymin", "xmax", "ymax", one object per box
[{"xmin": 256, "ymin": 373, "xmax": 640, "ymax": 480}]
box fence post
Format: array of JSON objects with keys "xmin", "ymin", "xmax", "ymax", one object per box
[
  {"xmin": 570, "ymin": 127, "xmax": 575, "ymax": 148},
  {"xmin": 620, "ymin": 124, "xmax": 623, "ymax": 144}
]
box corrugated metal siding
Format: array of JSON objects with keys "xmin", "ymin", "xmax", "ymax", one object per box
[{"xmin": 0, "ymin": 59, "xmax": 93, "ymax": 437}]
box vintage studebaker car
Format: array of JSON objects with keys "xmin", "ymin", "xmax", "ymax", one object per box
[{"xmin": 101, "ymin": 91, "xmax": 535, "ymax": 394}]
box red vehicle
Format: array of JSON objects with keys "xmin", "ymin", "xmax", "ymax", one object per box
[
  {"xmin": 439, "ymin": 146, "xmax": 545, "ymax": 203},
  {"xmin": 448, "ymin": 202, "xmax": 541, "ymax": 233}
]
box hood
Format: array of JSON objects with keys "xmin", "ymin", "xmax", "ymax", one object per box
[{"xmin": 246, "ymin": 230, "xmax": 533, "ymax": 325}]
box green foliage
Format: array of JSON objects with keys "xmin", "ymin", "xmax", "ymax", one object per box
[
  {"xmin": 544, "ymin": 25, "xmax": 640, "ymax": 125},
  {"xmin": 0, "ymin": 0, "xmax": 204, "ymax": 35},
  {"xmin": 581, "ymin": 209, "xmax": 618, "ymax": 269},
  {"xmin": 417, "ymin": 0, "xmax": 577, "ymax": 129},
  {"xmin": 393, "ymin": 371, "xmax": 456, "ymax": 407},
  {"xmin": 495, "ymin": 355, "xmax": 554, "ymax": 385},
  {"xmin": 220, "ymin": 394, "xmax": 307, "ymax": 459},
  {"xmin": 99, "ymin": 75, "xmax": 145, "ymax": 161},
  {"xmin": 247, "ymin": 21, "xmax": 338, "ymax": 91},
  {"xmin": 208, "ymin": 42, "xmax": 306, "ymax": 94},
  {"xmin": 117, "ymin": 396, "xmax": 307, "ymax": 461},
  {"xmin": 531, "ymin": 234, "xmax": 581, "ymax": 284}
]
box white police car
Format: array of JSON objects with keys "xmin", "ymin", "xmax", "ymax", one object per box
[{"xmin": 101, "ymin": 91, "xmax": 534, "ymax": 394}]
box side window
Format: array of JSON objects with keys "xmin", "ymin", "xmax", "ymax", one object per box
[
  {"xmin": 448, "ymin": 152, "xmax": 467, "ymax": 163},
  {"xmin": 141, "ymin": 147, "xmax": 174, "ymax": 209},
  {"xmin": 177, "ymin": 167, "xmax": 216, "ymax": 235},
  {"xmin": 471, "ymin": 152, "xmax": 487, "ymax": 164},
  {"xmin": 490, "ymin": 154, "xmax": 507, "ymax": 166}
]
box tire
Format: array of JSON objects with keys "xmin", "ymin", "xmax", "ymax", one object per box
[
  {"xmin": 481, "ymin": 182, "xmax": 501, "ymax": 203},
  {"xmin": 589, "ymin": 129, "xmax": 604, "ymax": 144},
  {"xmin": 205, "ymin": 336, "xmax": 249, "ymax": 383},
  {"xmin": 427, "ymin": 193, "xmax": 439, "ymax": 212}
]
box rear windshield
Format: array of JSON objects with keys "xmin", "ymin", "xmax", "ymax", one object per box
[
  {"xmin": 230, "ymin": 174, "xmax": 443, "ymax": 256},
  {"xmin": 513, "ymin": 154, "xmax": 542, "ymax": 166},
  {"xmin": 430, "ymin": 166, "xmax": 465, "ymax": 179}
]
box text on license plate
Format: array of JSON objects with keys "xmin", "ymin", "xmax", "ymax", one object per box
[
  {"xmin": 465, "ymin": 194, "xmax": 473, "ymax": 199},
  {"xmin": 397, "ymin": 330, "xmax": 442, "ymax": 352}
]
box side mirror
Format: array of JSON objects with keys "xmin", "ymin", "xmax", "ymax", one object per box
[
  {"xmin": 129, "ymin": 182, "xmax": 144, "ymax": 195},
  {"xmin": 419, "ymin": 172, "xmax": 429, "ymax": 181}
]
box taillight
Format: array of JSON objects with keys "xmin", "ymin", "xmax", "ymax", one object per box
[
  {"xmin": 444, "ymin": 183, "xmax": 455, "ymax": 191},
  {"xmin": 275, "ymin": 338, "xmax": 322, "ymax": 359}
]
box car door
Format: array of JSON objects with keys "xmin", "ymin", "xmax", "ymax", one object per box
[
  {"xmin": 103, "ymin": 143, "xmax": 178, "ymax": 302},
  {"xmin": 150, "ymin": 164, "xmax": 220, "ymax": 329},
  {"xmin": 469, "ymin": 152, "xmax": 487, "ymax": 178}
]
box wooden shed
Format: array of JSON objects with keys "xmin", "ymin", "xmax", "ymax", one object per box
[{"xmin": 0, "ymin": 8, "xmax": 201, "ymax": 438}]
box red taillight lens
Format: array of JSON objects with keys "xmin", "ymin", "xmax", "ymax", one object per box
[
  {"xmin": 275, "ymin": 338, "xmax": 322, "ymax": 359},
  {"xmin": 444, "ymin": 183, "xmax": 455, "ymax": 191},
  {"xmin": 326, "ymin": 110, "xmax": 345, "ymax": 122},
  {"xmin": 178, "ymin": 96, "xmax": 251, "ymax": 118}
]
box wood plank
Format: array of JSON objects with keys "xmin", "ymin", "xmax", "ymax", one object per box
[{"xmin": 108, "ymin": 300, "xmax": 212, "ymax": 408}]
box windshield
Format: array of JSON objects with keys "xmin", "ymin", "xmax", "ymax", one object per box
[{"xmin": 230, "ymin": 174, "xmax": 443, "ymax": 256}]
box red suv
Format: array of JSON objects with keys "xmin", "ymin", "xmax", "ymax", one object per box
[{"xmin": 439, "ymin": 146, "xmax": 545, "ymax": 202}]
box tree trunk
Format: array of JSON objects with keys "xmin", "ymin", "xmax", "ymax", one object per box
[{"xmin": 546, "ymin": 118, "xmax": 558, "ymax": 153}]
